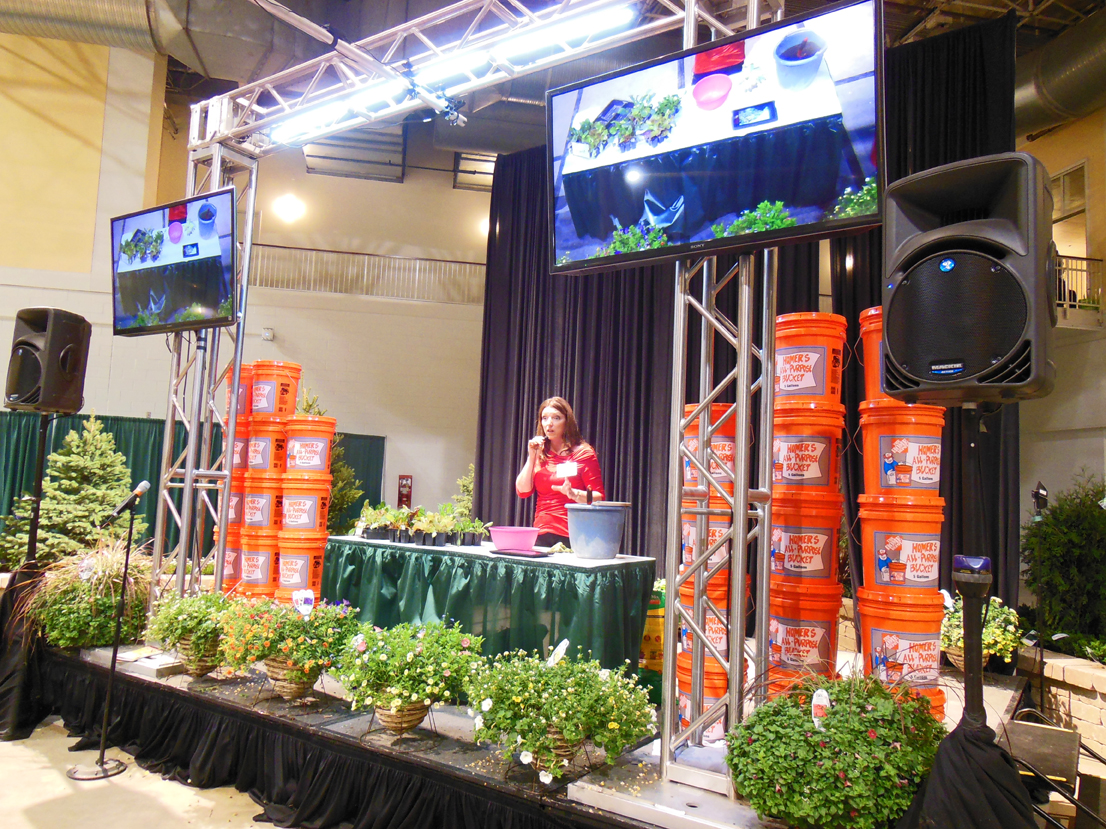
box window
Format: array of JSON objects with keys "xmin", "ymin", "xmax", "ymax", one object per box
[{"xmin": 1051, "ymin": 165, "xmax": 1087, "ymax": 258}]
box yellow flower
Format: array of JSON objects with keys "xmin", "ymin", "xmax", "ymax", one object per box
[
  {"xmin": 608, "ymin": 722, "xmax": 619, "ymax": 730},
  {"xmin": 513, "ymin": 696, "xmax": 522, "ymax": 703}
]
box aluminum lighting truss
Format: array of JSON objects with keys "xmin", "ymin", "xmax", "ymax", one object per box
[
  {"xmin": 187, "ymin": 0, "xmax": 746, "ymax": 157},
  {"xmin": 149, "ymin": 144, "xmax": 258, "ymax": 608},
  {"xmin": 658, "ymin": 0, "xmax": 778, "ymax": 797}
]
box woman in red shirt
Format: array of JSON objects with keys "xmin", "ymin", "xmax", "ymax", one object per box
[{"xmin": 515, "ymin": 396, "xmax": 605, "ymax": 547}]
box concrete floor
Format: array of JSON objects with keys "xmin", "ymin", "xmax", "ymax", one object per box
[{"xmin": 0, "ymin": 717, "xmax": 259, "ymax": 829}]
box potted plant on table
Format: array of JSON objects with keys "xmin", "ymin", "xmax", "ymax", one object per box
[
  {"xmin": 358, "ymin": 503, "xmax": 391, "ymax": 540},
  {"xmin": 335, "ymin": 621, "xmax": 483, "ymax": 734},
  {"xmin": 609, "ymin": 117, "xmax": 637, "ymax": 153},
  {"xmin": 641, "ymin": 110, "xmax": 675, "ymax": 147},
  {"xmin": 724, "ymin": 673, "xmax": 944, "ymax": 829},
  {"xmin": 146, "ymin": 592, "xmax": 228, "ymax": 678},
  {"xmin": 220, "ymin": 598, "xmax": 359, "ymax": 700},
  {"xmin": 568, "ymin": 119, "xmax": 610, "ymax": 158},
  {"xmin": 941, "ymin": 594, "xmax": 1020, "ymax": 671},
  {"xmin": 464, "ymin": 644, "xmax": 657, "ymax": 782},
  {"xmin": 627, "ymin": 93, "xmax": 654, "ymax": 130}
]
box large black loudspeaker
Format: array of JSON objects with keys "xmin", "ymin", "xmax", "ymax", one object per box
[
  {"xmin": 882, "ymin": 152, "xmax": 1056, "ymax": 406},
  {"xmin": 5, "ymin": 308, "xmax": 92, "ymax": 414}
]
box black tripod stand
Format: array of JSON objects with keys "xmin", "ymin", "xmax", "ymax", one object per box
[{"xmin": 65, "ymin": 483, "xmax": 146, "ymax": 781}]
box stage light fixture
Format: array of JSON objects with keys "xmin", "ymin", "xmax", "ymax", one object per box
[
  {"xmin": 271, "ymin": 80, "xmax": 407, "ymax": 145},
  {"xmin": 272, "ymin": 193, "xmax": 306, "ymax": 223},
  {"xmin": 414, "ymin": 51, "xmax": 490, "ymax": 86},
  {"xmin": 492, "ymin": 6, "xmax": 635, "ymax": 62}
]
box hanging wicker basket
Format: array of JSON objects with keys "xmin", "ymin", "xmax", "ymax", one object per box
[
  {"xmin": 375, "ymin": 701, "xmax": 431, "ymax": 735},
  {"xmin": 945, "ymin": 646, "xmax": 992, "ymax": 673},
  {"xmin": 177, "ymin": 636, "xmax": 221, "ymax": 679},
  {"xmin": 263, "ymin": 656, "xmax": 320, "ymax": 701},
  {"xmin": 540, "ymin": 726, "xmax": 582, "ymax": 770}
]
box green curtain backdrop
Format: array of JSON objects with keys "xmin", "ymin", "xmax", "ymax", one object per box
[{"xmin": 0, "ymin": 412, "xmax": 385, "ymax": 548}]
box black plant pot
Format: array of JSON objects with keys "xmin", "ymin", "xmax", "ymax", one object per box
[
  {"xmin": 450, "ymin": 531, "xmax": 462, "ymax": 546},
  {"xmin": 460, "ymin": 532, "xmax": 475, "ymax": 546},
  {"xmin": 434, "ymin": 533, "xmax": 447, "ymax": 547},
  {"xmin": 388, "ymin": 528, "xmax": 399, "ymax": 543},
  {"xmin": 362, "ymin": 527, "xmax": 389, "ymax": 540},
  {"xmin": 412, "ymin": 530, "xmax": 426, "ymax": 545},
  {"xmin": 400, "ymin": 528, "xmax": 412, "ymax": 544},
  {"xmin": 618, "ymin": 137, "xmax": 637, "ymax": 153}
]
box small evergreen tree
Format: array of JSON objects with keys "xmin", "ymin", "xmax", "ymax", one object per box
[
  {"xmin": 0, "ymin": 415, "xmax": 147, "ymax": 569},
  {"xmin": 297, "ymin": 389, "xmax": 364, "ymax": 535}
]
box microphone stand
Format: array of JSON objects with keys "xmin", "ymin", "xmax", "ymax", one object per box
[{"xmin": 66, "ymin": 497, "xmax": 140, "ymax": 780}]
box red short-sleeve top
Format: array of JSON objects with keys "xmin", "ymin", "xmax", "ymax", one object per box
[{"xmin": 520, "ymin": 444, "xmax": 605, "ymax": 538}]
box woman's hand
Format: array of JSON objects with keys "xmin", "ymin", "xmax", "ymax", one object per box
[
  {"xmin": 553, "ymin": 479, "xmax": 579, "ymax": 501},
  {"xmin": 527, "ymin": 436, "xmax": 545, "ymax": 460}
]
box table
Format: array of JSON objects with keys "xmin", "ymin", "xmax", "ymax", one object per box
[{"xmin": 321, "ymin": 537, "xmax": 656, "ymax": 669}]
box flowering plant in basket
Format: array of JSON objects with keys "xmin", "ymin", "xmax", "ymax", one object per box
[
  {"xmin": 463, "ymin": 645, "xmax": 657, "ymax": 781},
  {"xmin": 724, "ymin": 673, "xmax": 944, "ymax": 829},
  {"xmin": 219, "ymin": 597, "xmax": 359, "ymax": 684},
  {"xmin": 941, "ymin": 594, "xmax": 1020, "ymax": 663},
  {"xmin": 334, "ymin": 621, "xmax": 482, "ymax": 712},
  {"xmin": 146, "ymin": 591, "xmax": 228, "ymax": 658}
]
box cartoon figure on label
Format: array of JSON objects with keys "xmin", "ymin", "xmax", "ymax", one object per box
[
  {"xmin": 882, "ymin": 453, "xmax": 897, "ymax": 486},
  {"xmin": 877, "ymin": 547, "xmax": 891, "ymax": 580},
  {"xmin": 873, "ymin": 646, "xmax": 887, "ymax": 681}
]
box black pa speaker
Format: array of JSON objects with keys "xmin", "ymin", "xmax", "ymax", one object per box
[
  {"xmin": 5, "ymin": 308, "xmax": 92, "ymax": 414},
  {"xmin": 882, "ymin": 152, "xmax": 1056, "ymax": 405}
]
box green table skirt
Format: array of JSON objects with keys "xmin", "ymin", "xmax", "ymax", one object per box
[{"xmin": 321, "ymin": 538, "xmax": 656, "ymax": 669}]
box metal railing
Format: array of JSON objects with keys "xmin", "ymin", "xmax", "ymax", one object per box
[
  {"xmin": 250, "ymin": 244, "xmax": 486, "ymax": 305},
  {"xmin": 1056, "ymin": 255, "xmax": 1103, "ymax": 314}
]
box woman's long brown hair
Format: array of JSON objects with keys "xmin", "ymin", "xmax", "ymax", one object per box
[{"xmin": 534, "ymin": 396, "xmax": 584, "ymax": 459}]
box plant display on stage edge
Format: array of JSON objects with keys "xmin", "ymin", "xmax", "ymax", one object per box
[
  {"xmin": 335, "ymin": 620, "xmax": 483, "ymax": 713},
  {"xmin": 219, "ymin": 597, "xmax": 359, "ymax": 685},
  {"xmin": 464, "ymin": 645, "xmax": 657, "ymax": 781},
  {"xmin": 0, "ymin": 414, "xmax": 148, "ymax": 570},
  {"xmin": 24, "ymin": 537, "xmax": 152, "ymax": 649},
  {"xmin": 712, "ymin": 201, "xmax": 797, "ymax": 238},
  {"xmin": 146, "ymin": 592, "xmax": 228, "ymax": 660},
  {"xmin": 941, "ymin": 594, "xmax": 1020, "ymax": 664},
  {"xmin": 725, "ymin": 673, "xmax": 944, "ymax": 829}
]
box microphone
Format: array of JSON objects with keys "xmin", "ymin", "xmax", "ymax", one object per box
[{"xmin": 107, "ymin": 481, "xmax": 151, "ymax": 520}]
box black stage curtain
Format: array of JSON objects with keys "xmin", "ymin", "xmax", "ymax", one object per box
[
  {"xmin": 475, "ymin": 146, "xmax": 675, "ymax": 564},
  {"xmin": 832, "ymin": 12, "xmax": 1021, "ymax": 603}
]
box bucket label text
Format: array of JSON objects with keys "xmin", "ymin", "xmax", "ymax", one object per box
[
  {"xmin": 280, "ymin": 556, "xmax": 307, "ymax": 586},
  {"xmin": 773, "ymin": 525, "xmax": 832, "ymax": 578},
  {"xmin": 241, "ymin": 551, "xmax": 269, "ymax": 583},
  {"xmin": 233, "ymin": 438, "xmax": 248, "ymax": 468},
  {"xmin": 776, "ymin": 347, "xmax": 826, "ymax": 395},
  {"xmin": 878, "ymin": 435, "xmax": 941, "ymax": 489},
  {"xmin": 873, "ymin": 531, "xmax": 940, "ymax": 588},
  {"xmin": 283, "ymin": 496, "xmax": 318, "ymax": 528},
  {"xmin": 870, "ymin": 628, "xmax": 940, "ymax": 688},
  {"xmin": 769, "ymin": 615, "xmax": 831, "ymax": 672},
  {"xmin": 678, "ymin": 689, "xmax": 727, "ymax": 742},
  {"xmin": 681, "ymin": 518, "xmax": 730, "ymax": 567},
  {"xmin": 288, "ymin": 437, "xmax": 329, "ymax": 470},
  {"xmin": 774, "ymin": 436, "xmax": 833, "ymax": 486},
  {"xmin": 248, "ymin": 436, "xmax": 271, "ymax": 468},
  {"xmin": 223, "ymin": 549, "xmax": 239, "ymax": 579},
  {"xmin": 244, "ymin": 493, "xmax": 271, "ymax": 525},
  {"xmin": 252, "ymin": 381, "xmax": 275, "ymax": 412}
]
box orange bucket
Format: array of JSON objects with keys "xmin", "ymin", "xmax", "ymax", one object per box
[
  {"xmin": 768, "ymin": 577, "xmax": 843, "ymax": 676},
  {"xmin": 678, "ymin": 573, "xmax": 750, "ymax": 659},
  {"xmin": 676, "ymin": 650, "xmax": 730, "ymax": 743},
  {"xmin": 239, "ymin": 527, "xmax": 280, "ymax": 597},
  {"xmin": 915, "ymin": 687, "xmax": 946, "ymax": 723},
  {"xmin": 227, "ymin": 363, "xmax": 254, "ymax": 420},
  {"xmin": 774, "ymin": 312, "xmax": 846, "ymax": 406},
  {"xmin": 285, "ymin": 415, "xmax": 337, "ymax": 475},
  {"xmin": 248, "ymin": 419, "xmax": 286, "ymax": 474},
  {"xmin": 859, "ymin": 494, "xmax": 944, "ymax": 592},
  {"xmin": 771, "ymin": 401, "xmax": 844, "ymax": 493},
  {"xmin": 681, "ymin": 497, "xmax": 733, "ymax": 574},
  {"xmin": 281, "ymin": 472, "xmax": 332, "ymax": 533},
  {"xmin": 766, "ymin": 666, "xmax": 820, "ymax": 699},
  {"xmin": 770, "ymin": 491, "xmax": 843, "ymax": 582},
  {"xmin": 859, "ymin": 306, "xmax": 897, "ymax": 404},
  {"xmin": 251, "ymin": 360, "xmax": 301, "ymax": 421},
  {"xmin": 244, "ymin": 471, "xmax": 283, "ymax": 530},
  {"xmin": 860, "ymin": 399, "xmax": 945, "ymax": 496},
  {"xmin": 214, "ymin": 526, "xmax": 242, "ymax": 593},
  {"xmin": 229, "ymin": 423, "xmax": 250, "ymax": 473},
  {"xmin": 683, "ymin": 403, "xmax": 736, "ymax": 494},
  {"xmin": 857, "ymin": 586, "xmax": 944, "ymax": 691},
  {"xmin": 275, "ymin": 529, "xmax": 328, "ymax": 602},
  {"xmin": 221, "ymin": 470, "xmax": 246, "ymax": 526}
]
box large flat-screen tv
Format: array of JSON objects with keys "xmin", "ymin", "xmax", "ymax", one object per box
[
  {"xmin": 547, "ymin": 0, "xmax": 882, "ymax": 275},
  {"xmin": 111, "ymin": 187, "xmax": 237, "ymax": 336}
]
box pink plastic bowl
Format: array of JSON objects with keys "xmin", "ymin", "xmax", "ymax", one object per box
[
  {"xmin": 692, "ymin": 73, "xmax": 732, "ymax": 111},
  {"xmin": 489, "ymin": 526, "xmax": 541, "ymax": 551}
]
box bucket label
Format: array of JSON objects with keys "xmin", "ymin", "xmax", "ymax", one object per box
[
  {"xmin": 249, "ymin": 436, "xmax": 271, "ymax": 468},
  {"xmin": 236, "ymin": 383, "xmax": 249, "ymax": 414},
  {"xmin": 253, "ymin": 381, "xmax": 276, "ymax": 413},
  {"xmin": 245, "ymin": 492, "xmax": 274, "ymax": 526},
  {"xmin": 874, "ymin": 531, "xmax": 940, "ymax": 588},
  {"xmin": 280, "ymin": 555, "xmax": 308, "ymax": 587},
  {"xmin": 679, "ymin": 604, "xmax": 730, "ymax": 658},
  {"xmin": 288, "ymin": 437, "xmax": 329, "ymax": 470},
  {"xmin": 682, "ymin": 517, "xmax": 731, "ymax": 567},
  {"xmin": 283, "ymin": 495, "xmax": 319, "ymax": 528},
  {"xmin": 772, "ymin": 525, "xmax": 833, "ymax": 579},
  {"xmin": 773, "ymin": 436, "xmax": 835, "ymax": 487},
  {"xmin": 683, "ymin": 436, "xmax": 700, "ymax": 485},
  {"xmin": 878, "ymin": 435, "xmax": 941, "ymax": 489},
  {"xmin": 870, "ymin": 627, "xmax": 940, "ymax": 689},
  {"xmin": 776, "ymin": 347, "xmax": 826, "ymax": 396},
  {"xmin": 711, "ymin": 436, "xmax": 735, "ymax": 480},
  {"xmin": 241, "ymin": 550, "xmax": 270, "ymax": 584},
  {"xmin": 223, "ymin": 548, "xmax": 240, "ymax": 579},
  {"xmin": 678, "ymin": 688, "xmax": 727, "ymax": 742},
  {"xmin": 232, "ymin": 437, "xmax": 248, "ymax": 469},
  {"xmin": 225, "ymin": 491, "xmax": 242, "ymax": 525},
  {"xmin": 769, "ymin": 615, "xmax": 833, "ymax": 673}
]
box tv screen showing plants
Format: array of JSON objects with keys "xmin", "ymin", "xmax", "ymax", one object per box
[
  {"xmin": 546, "ymin": 0, "xmax": 880, "ymax": 274},
  {"xmin": 111, "ymin": 188, "xmax": 237, "ymax": 336}
]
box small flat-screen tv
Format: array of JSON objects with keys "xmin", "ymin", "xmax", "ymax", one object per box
[
  {"xmin": 547, "ymin": 0, "xmax": 882, "ymax": 275},
  {"xmin": 111, "ymin": 187, "xmax": 237, "ymax": 336}
]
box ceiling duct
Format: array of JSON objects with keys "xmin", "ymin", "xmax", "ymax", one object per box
[
  {"xmin": 1015, "ymin": 6, "xmax": 1106, "ymax": 138},
  {"xmin": 0, "ymin": 0, "xmax": 328, "ymax": 83}
]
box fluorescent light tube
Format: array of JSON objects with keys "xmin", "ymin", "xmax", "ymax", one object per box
[{"xmin": 493, "ymin": 6, "xmax": 634, "ymax": 62}]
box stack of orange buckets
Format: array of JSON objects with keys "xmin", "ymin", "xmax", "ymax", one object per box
[
  {"xmin": 219, "ymin": 362, "xmax": 252, "ymax": 594},
  {"xmin": 767, "ymin": 313, "xmax": 847, "ymax": 696},
  {"xmin": 856, "ymin": 307, "xmax": 947, "ymax": 721},
  {"xmin": 676, "ymin": 403, "xmax": 740, "ymax": 741},
  {"xmin": 277, "ymin": 412, "xmax": 336, "ymax": 602}
]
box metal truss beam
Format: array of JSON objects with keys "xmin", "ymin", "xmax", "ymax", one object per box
[{"xmin": 189, "ymin": 0, "xmax": 738, "ymax": 157}]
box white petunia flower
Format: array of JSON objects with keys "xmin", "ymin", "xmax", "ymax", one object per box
[
  {"xmin": 598, "ymin": 669, "xmax": 610, "ymax": 681},
  {"xmin": 474, "ymin": 715, "xmax": 484, "ymax": 730},
  {"xmin": 520, "ymin": 751, "xmax": 533, "ymax": 765},
  {"xmin": 539, "ymin": 771, "xmax": 553, "ymax": 784},
  {"xmin": 481, "ymin": 698, "xmax": 493, "ymax": 712},
  {"xmin": 467, "ymin": 707, "xmax": 475, "ymax": 717}
]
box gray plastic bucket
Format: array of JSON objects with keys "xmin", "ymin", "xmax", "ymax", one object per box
[
  {"xmin": 774, "ymin": 30, "xmax": 827, "ymax": 91},
  {"xmin": 567, "ymin": 502, "xmax": 630, "ymax": 559}
]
